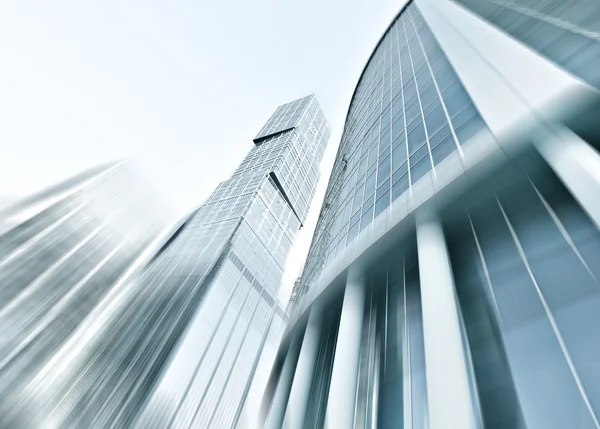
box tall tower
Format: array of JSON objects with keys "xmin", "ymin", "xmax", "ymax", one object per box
[
  {"xmin": 9, "ymin": 95, "xmax": 330, "ymax": 428},
  {"xmin": 0, "ymin": 162, "xmax": 172, "ymax": 428},
  {"xmin": 265, "ymin": 2, "xmax": 600, "ymax": 429}
]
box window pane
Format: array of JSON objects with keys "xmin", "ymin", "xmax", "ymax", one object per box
[
  {"xmin": 377, "ymin": 155, "xmax": 391, "ymax": 186},
  {"xmin": 364, "ymin": 171, "xmax": 376, "ymax": 202},
  {"xmin": 408, "ymin": 122, "xmax": 426, "ymax": 154},
  {"xmin": 392, "ymin": 173, "xmax": 409, "ymax": 201},
  {"xmin": 431, "ymin": 134, "xmax": 456, "ymax": 165},
  {"xmin": 410, "ymin": 155, "xmax": 431, "ymax": 184},
  {"xmin": 375, "ymin": 189, "xmax": 390, "ymax": 217}
]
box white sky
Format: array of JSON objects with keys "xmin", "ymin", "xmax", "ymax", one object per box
[{"xmin": 0, "ymin": 0, "xmax": 401, "ymax": 302}]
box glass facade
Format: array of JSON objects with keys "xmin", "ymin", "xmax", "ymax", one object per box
[
  {"xmin": 448, "ymin": 153, "xmax": 600, "ymax": 429},
  {"xmin": 0, "ymin": 96, "xmax": 329, "ymax": 428},
  {"xmin": 456, "ymin": 0, "xmax": 600, "ymax": 87},
  {"xmin": 130, "ymin": 95, "xmax": 328, "ymax": 429},
  {"xmin": 0, "ymin": 163, "xmax": 170, "ymax": 427},
  {"xmin": 14, "ymin": 95, "xmax": 329, "ymax": 429},
  {"xmin": 300, "ymin": 2, "xmax": 490, "ymax": 295},
  {"xmin": 266, "ymin": 2, "xmax": 600, "ymax": 429}
]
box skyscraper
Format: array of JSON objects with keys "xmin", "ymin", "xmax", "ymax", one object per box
[
  {"xmin": 131, "ymin": 95, "xmax": 329, "ymax": 429},
  {"xmin": 0, "ymin": 161, "xmax": 172, "ymax": 428},
  {"xmin": 3, "ymin": 95, "xmax": 329, "ymax": 428},
  {"xmin": 264, "ymin": 2, "xmax": 600, "ymax": 429}
]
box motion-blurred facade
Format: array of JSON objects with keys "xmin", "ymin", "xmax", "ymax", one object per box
[
  {"xmin": 263, "ymin": 2, "xmax": 600, "ymax": 429},
  {"xmin": 131, "ymin": 95, "xmax": 329, "ymax": 429},
  {"xmin": 0, "ymin": 96, "xmax": 329, "ymax": 429},
  {"xmin": 0, "ymin": 161, "xmax": 171, "ymax": 428}
]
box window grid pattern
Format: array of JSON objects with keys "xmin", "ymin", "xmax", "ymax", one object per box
[
  {"xmin": 115, "ymin": 96, "xmax": 328, "ymax": 429},
  {"xmin": 299, "ymin": 2, "xmax": 489, "ymax": 295},
  {"xmin": 14, "ymin": 97, "xmax": 329, "ymax": 429},
  {"xmin": 254, "ymin": 95, "xmax": 315, "ymax": 142},
  {"xmin": 456, "ymin": 0, "xmax": 600, "ymax": 87}
]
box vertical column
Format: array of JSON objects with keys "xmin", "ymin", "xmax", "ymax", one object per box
[
  {"xmin": 324, "ymin": 268, "xmax": 366, "ymax": 429},
  {"xmin": 264, "ymin": 328, "xmax": 304, "ymax": 429},
  {"xmin": 282, "ymin": 306, "xmax": 323, "ymax": 429},
  {"xmin": 535, "ymin": 126, "xmax": 600, "ymax": 230},
  {"xmin": 416, "ymin": 215, "xmax": 476, "ymax": 429}
]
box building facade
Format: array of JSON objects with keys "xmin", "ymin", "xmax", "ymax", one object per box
[
  {"xmin": 1, "ymin": 95, "xmax": 329, "ymax": 429},
  {"xmin": 264, "ymin": 2, "xmax": 600, "ymax": 429},
  {"xmin": 0, "ymin": 162, "xmax": 172, "ymax": 428},
  {"xmin": 129, "ymin": 95, "xmax": 329, "ymax": 429}
]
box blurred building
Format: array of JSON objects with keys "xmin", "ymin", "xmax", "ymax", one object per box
[
  {"xmin": 0, "ymin": 161, "xmax": 172, "ymax": 428},
  {"xmin": 129, "ymin": 95, "xmax": 329, "ymax": 429},
  {"xmin": 263, "ymin": 2, "xmax": 600, "ymax": 429},
  {"xmin": 3, "ymin": 95, "xmax": 330, "ymax": 429}
]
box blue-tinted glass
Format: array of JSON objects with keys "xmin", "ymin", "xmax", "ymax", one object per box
[
  {"xmin": 377, "ymin": 155, "xmax": 391, "ymax": 185},
  {"xmin": 380, "ymin": 130, "xmax": 391, "ymax": 150},
  {"xmin": 364, "ymin": 171, "xmax": 376, "ymax": 201},
  {"xmin": 359, "ymin": 156, "xmax": 368, "ymax": 175},
  {"xmin": 371, "ymin": 126, "xmax": 380, "ymax": 145},
  {"xmin": 392, "ymin": 118, "xmax": 404, "ymax": 141},
  {"xmin": 431, "ymin": 135, "xmax": 456, "ymax": 165},
  {"xmin": 392, "ymin": 173, "xmax": 409, "ymax": 201},
  {"xmin": 436, "ymin": 70, "xmax": 456, "ymax": 93},
  {"xmin": 368, "ymin": 144, "xmax": 378, "ymax": 166},
  {"xmin": 392, "ymin": 161, "xmax": 408, "ymax": 183},
  {"xmin": 425, "ymin": 105, "xmax": 447, "ymax": 135},
  {"xmin": 300, "ymin": 1, "xmax": 490, "ymax": 282},
  {"xmin": 457, "ymin": 0, "xmax": 600, "ymax": 88},
  {"xmin": 375, "ymin": 190, "xmax": 390, "ymax": 217},
  {"xmin": 376, "ymin": 180, "xmax": 389, "ymax": 200},
  {"xmin": 342, "ymin": 200, "xmax": 353, "ymax": 224},
  {"xmin": 352, "ymin": 186, "xmax": 363, "ymax": 213},
  {"xmin": 412, "ymin": 143, "xmax": 429, "ymax": 162},
  {"xmin": 451, "ymin": 104, "xmax": 477, "ymax": 129},
  {"xmin": 405, "ymin": 99, "xmax": 421, "ymax": 123},
  {"xmin": 392, "ymin": 144, "xmax": 407, "ymax": 170},
  {"xmin": 442, "ymin": 86, "xmax": 470, "ymax": 115},
  {"xmin": 410, "ymin": 155, "xmax": 431, "ymax": 184},
  {"xmin": 419, "ymin": 83, "xmax": 438, "ymax": 108},
  {"xmin": 408, "ymin": 123, "xmax": 426, "ymax": 154},
  {"xmin": 350, "ymin": 209, "xmax": 361, "ymax": 227},
  {"xmin": 360, "ymin": 203, "xmax": 374, "ymax": 230},
  {"xmin": 456, "ymin": 116, "xmax": 486, "ymax": 144},
  {"xmin": 416, "ymin": 69, "xmax": 432, "ymax": 88},
  {"xmin": 347, "ymin": 219, "xmax": 360, "ymax": 244},
  {"xmin": 429, "ymin": 125, "xmax": 452, "ymax": 149}
]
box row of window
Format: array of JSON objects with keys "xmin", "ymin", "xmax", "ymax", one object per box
[{"xmin": 301, "ymin": 3, "xmax": 490, "ymax": 289}]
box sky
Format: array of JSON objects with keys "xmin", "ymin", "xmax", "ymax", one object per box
[{"xmin": 0, "ymin": 0, "xmax": 401, "ymax": 302}]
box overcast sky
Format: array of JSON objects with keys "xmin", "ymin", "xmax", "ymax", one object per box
[{"xmin": 0, "ymin": 0, "xmax": 401, "ymax": 302}]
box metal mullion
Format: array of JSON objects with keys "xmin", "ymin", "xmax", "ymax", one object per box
[
  {"xmin": 496, "ymin": 196, "xmax": 600, "ymax": 428},
  {"xmin": 407, "ymin": 8, "xmax": 464, "ymax": 159},
  {"xmin": 394, "ymin": 20, "xmax": 413, "ymax": 198},
  {"xmin": 402, "ymin": 12, "xmax": 437, "ymax": 181}
]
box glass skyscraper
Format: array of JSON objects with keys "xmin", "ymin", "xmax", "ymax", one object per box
[
  {"xmin": 263, "ymin": 2, "xmax": 600, "ymax": 429},
  {"xmin": 0, "ymin": 161, "xmax": 172, "ymax": 428},
  {"xmin": 0, "ymin": 95, "xmax": 329, "ymax": 429}
]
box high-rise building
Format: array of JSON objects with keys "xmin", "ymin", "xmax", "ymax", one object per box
[
  {"xmin": 264, "ymin": 2, "xmax": 600, "ymax": 429},
  {"xmin": 130, "ymin": 95, "xmax": 329, "ymax": 429},
  {"xmin": 4, "ymin": 95, "xmax": 330, "ymax": 428},
  {"xmin": 0, "ymin": 161, "xmax": 172, "ymax": 428}
]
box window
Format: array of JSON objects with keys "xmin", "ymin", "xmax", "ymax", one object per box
[
  {"xmin": 392, "ymin": 173, "xmax": 409, "ymax": 201},
  {"xmin": 364, "ymin": 171, "xmax": 376, "ymax": 201},
  {"xmin": 408, "ymin": 122, "xmax": 426, "ymax": 154},
  {"xmin": 377, "ymin": 155, "xmax": 391, "ymax": 186},
  {"xmin": 375, "ymin": 189, "xmax": 390, "ymax": 217},
  {"xmin": 410, "ymin": 155, "xmax": 431, "ymax": 184},
  {"xmin": 431, "ymin": 134, "xmax": 456, "ymax": 165}
]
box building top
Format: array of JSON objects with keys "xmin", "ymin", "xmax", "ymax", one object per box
[{"xmin": 253, "ymin": 94, "xmax": 315, "ymax": 144}]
